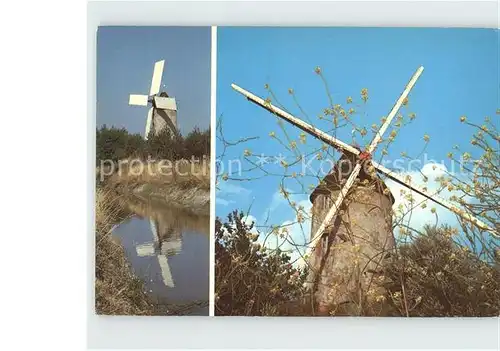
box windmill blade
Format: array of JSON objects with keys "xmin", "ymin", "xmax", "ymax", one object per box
[
  {"xmin": 150, "ymin": 60, "xmax": 165, "ymax": 96},
  {"xmin": 231, "ymin": 83, "xmax": 360, "ymax": 156},
  {"xmin": 144, "ymin": 108, "xmax": 153, "ymax": 140},
  {"xmin": 373, "ymin": 161, "xmax": 498, "ymax": 236},
  {"xmin": 136, "ymin": 242, "xmax": 156, "ymax": 257},
  {"xmin": 150, "ymin": 218, "xmax": 159, "ymax": 242},
  {"xmin": 160, "ymin": 239, "xmax": 182, "ymax": 256},
  {"xmin": 308, "ymin": 67, "xmax": 425, "ymax": 250},
  {"xmin": 309, "ymin": 163, "xmax": 363, "ymax": 251},
  {"xmin": 153, "ymin": 96, "xmax": 177, "ymax": 111},
  {"xmin": 129, "ymin": 94, "xmax": 149, "ymax": 106},
  {"xmin": 157, "ymin": 255, "xmax": 175, "ymax": 288},
  {"xmin": 366, "ymin": 66, "xmax": 424, "ymax": 154}
]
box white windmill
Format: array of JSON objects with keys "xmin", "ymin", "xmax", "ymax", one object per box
[
  {"xmin": 231, "ymin": 67, "xmax": 498, "ymax": 242},
  {"xmin": 129, "ymin": 60, "xmax": 178, "ymax": 140},
  {"xmin": 135, "ymin": 219, "xmax": 182, "ymax": 288},
  {"xmin": 232, "ymin": 66, "xmax": 498, "ymax": 312}
]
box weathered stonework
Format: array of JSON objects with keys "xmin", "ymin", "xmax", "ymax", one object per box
[{"xmin": 306, "ymin": 154, "xmax": 395, "ymax": 315}]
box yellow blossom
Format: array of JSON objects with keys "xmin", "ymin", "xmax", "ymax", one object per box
[{"xmin": 300, "ymin": 132, "xmax": 306, "ymax": 144}]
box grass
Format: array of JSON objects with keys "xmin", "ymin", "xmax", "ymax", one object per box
[
  {"xmin": 108, "ymin": 158, "xmax": 210, "ymax": 191},
  {"xmin": 95, "ymin": 187, "xmax": 155, "ymax": 315}
]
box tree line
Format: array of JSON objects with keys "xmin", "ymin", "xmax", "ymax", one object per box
[{"xmin": 96, "ymin": 125, "xmax": 210, "ymax": 165}]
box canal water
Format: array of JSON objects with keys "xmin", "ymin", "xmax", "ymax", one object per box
[{"xmin": 112, "ymin": 199, "xmax": 209, "ymax": 315}]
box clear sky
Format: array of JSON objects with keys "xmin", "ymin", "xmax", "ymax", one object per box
[
  {"xmin": 96, "ymin": 26, "xmax": 211, "ymax": 136},
  {"xmin": 215, "ymin": 27, "xmax": 498, "ymax": 261}
]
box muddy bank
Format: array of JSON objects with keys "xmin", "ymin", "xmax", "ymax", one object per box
[
  {"xmin": 124, "ymin": 182, "xmax": 210, "ymax": 216},
  {"xmin": 95, "ymin": 188, "xmax": 155, "ymax": 315},
  {"xmin": 100, "ymin": 159, "xmax": 210, "ymax": 216}
]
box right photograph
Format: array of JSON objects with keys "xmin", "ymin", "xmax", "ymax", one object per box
[{"xmin": 214, "ymin": 27, "xmax": 499, "ymax": 317}]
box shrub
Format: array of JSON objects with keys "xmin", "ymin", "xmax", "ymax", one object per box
[
  {"xmin": 381, "ymin": 225, "xmax": 500, "ymax": 317},
  {"xmin": 96, "ymin": 124, "xmax": 210, "ymax": 165},
  {"xmin": 184, "ymin": 127, "xmax": 211, "ymax": 160},
  {"xmin": 96, "ymin": 125, "xmax": 145, "ymax": 165},
  {"xmin": 215, "ymin": 210, "xmax": 307, "ymax": 316}
]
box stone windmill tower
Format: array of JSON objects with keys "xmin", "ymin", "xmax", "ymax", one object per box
[
  {"xmin": 231, "ymin": 66, "xmax": 497, "ymax": 315},
  {"xmin": 307, "ymin": 153, "xmax": 395, "ymax": 315},
  {"xmin": 129, "ymin": 60, "xmax": 178, "ymax": 140}
]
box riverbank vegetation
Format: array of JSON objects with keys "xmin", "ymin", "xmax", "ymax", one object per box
[
  {"xmin": 95, "ymin": 188, "xmax": 154, "ymax": 315},
  {"xmin": 97, "ymin": 125, "xmax": 210, "ymax": 209},
  {"xmin": 95, "ymin": 124, "xmax": 211, "ymax": 315}
]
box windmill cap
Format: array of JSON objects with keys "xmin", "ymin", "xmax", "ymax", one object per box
[{"xmin": 309, "ymin": 153, "xmax": 395, "ymax": 204}]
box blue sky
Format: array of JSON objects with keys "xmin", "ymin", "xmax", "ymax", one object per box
[
  {"xmin": 97, "ymin": 26, "xmax": 211, "ymax": 136},
  {"xmin": 215, "ymin": 27, "xmax": 498, "ymax": 261}
]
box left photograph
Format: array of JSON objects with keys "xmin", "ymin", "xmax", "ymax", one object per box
[{"xmin": 95, "ymin": 27, "xmax": 211, "ymax": 316}]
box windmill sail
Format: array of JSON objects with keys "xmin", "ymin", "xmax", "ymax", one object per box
[
  {"xmin": 129, "ymin": 94, "xmax": 149, "ymax": 106},
  {"xmin": 150, "ymin": 60, "xmax": 165, "ymax": 95},
  {"xmin": 133, "ymin": 218, "xmax": 176, "ymax": 288},
  {"xmin": 145, "ymin": 108, "xmax": 153, "ymax": 140},
  {"xmin": 129, "ymin": 59, "xmax": 178, "ymax": 140},
  {"xmin": 374, "ymin": 163, "xmax": 497, "ymax": 236},
  {"xmin": 231, "ymin": 68, "xmax": 497, "ymax": 236}
]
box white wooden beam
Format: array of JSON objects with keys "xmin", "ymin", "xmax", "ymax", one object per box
[
  {"xmin": 309, "ymin": 163, "xmax": 363, "ymax": 249},
  {"xmin": 231, "ymin": 83, "xmax": 360, "ymax": 156},
  {"xmin": 232, "ymin": 67, "xmax": 497, "ymax": 238},
  {"xmin": 374, "ymin": 162, "xmax": 498, "ymax": 236},
  {"xmin": 309, "ymin": 66, "xmax": 424, "ymax": 250},
  {"xmin": 366, "ymin": 66, "xmax": 424, "ymax": 154}
]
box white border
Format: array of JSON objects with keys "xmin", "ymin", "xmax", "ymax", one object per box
[
  {"xmin": 210, "ymin": 25, "xmax": 217, "ymax": 317},
  {"xmin": 87, "ymin": 1, "xmax": 500, "ymax": 349}
]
